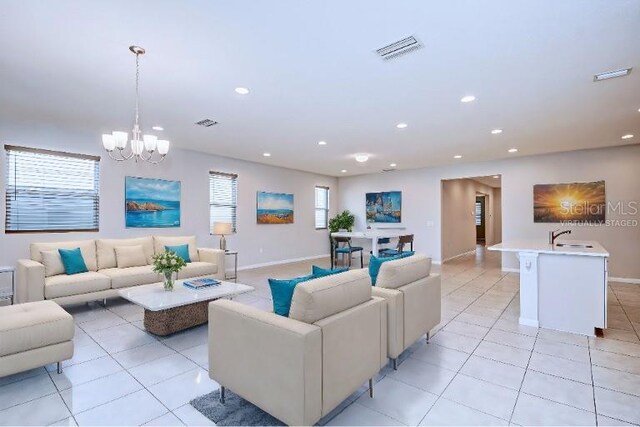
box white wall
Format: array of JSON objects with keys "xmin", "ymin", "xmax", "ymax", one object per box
[
  {"xmin": 338, "ymin": 145, "xmax": 640, "ymax": 280},
  {"xmin": 0, "ymin": 121, "xmax": 338, "ymax": 269}
]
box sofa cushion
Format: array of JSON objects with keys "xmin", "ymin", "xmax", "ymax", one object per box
[
  {"xmin": 369, "ymin": 252, "xmax": 414, "ymax": 286},
  {"xmin": 376, "ymin": 253, "xmax": 432, "ymax": 289},
  {"xmin": 44, "ymin": 272, "xmax": 111, "ymax": 299},
  {"xmin": 100, "ymin": 265, "xmax": 160, "ymax": 289},
  {"xmin": 41, "ymin": 250, "xmax": 65, "ymax": 277},
  {"xmin": 58, "ymin": 248, "xmax": 89, "ymax": 275},
  {"xmin": 177, "ymin": 261, "xmax": 217, "ymax": 279},
  {"xmin": 289, "ymin": 269, "xmax": 372, "ymax": 324},
  {"xmin": 154, "ymin": 236, "xmax": 199, "ymax": 262},
  {"xmin": 311, "ymin": 265, "xmax": 349, "ymax": 278},
  {"xmin": 115, "ymin": 245, "xmax": 148, "ymax": 269},
  {"xmin": 268, "ymin": 275, "xmax": 315, "ymax": 317},
  {"xmin": 96, "ymin": 237, "xmax": 154, "ymax": 270},
  {"xmin": 31, "ymin": 240, "xmax": 98, "ymax": 272},
  {"xmin": 0, "ymin": 301, "xmax": 74, "ymax": 357},
  {"xmin": 165, "ymin": 244, "xmax": 191, "ymax": 263}
]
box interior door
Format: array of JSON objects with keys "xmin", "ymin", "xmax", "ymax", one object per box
[{"xmin": 475, "ymin": 196, "xmax": 486, "ymax": 243}]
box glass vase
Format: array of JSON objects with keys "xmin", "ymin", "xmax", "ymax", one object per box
[{"xmin": 163, "ymin": 271, "xmax": 176, "ymax": 291}]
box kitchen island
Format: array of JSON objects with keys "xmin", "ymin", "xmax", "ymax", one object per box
[{"xmin": 488, "ymin": 239, "xmax": 609, "ymax": 336}]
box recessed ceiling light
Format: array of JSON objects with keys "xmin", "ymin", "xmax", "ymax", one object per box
[
  {"xmin": 341, "ymin": 169, "xmax": 347, "ymax": 173},
  {"xmin": 355, "ymin": 154, "xmax": 369, "ymax": 163},
  {"xmin": 389, "ymin": 163, "xmax": 397, "ymax": 167},
  {"xmin": 396, "ymin": 123, "xmax": 408, "ymax": 129},
  {"xmin": 508, "ymin": 148, "xmax": 518, "ymax": 153},
  {"xmin": 235, "ymin": 87, "xmax": 250, "ymax": 95},
  {"xmin": 454, "ymin": 155, "xmax": 462, "ymax": 159},
  {"xmin": 151, "ymin": 126, "xmax": 164, "ymax": 131},
  {"xmin": 460, "ymin": 95, "xmax": 476, "ymax": 103},
  {"xmin": 491, "ymin": 129, "xmax": 503, "ymax": 134},
  {"xmin": 621, "ymin": 134, "xmax": 634, "ymax": 140},
  {"xmin": 318, "ymin": 141, "xmax": 327, "ymax": 146},
  {"xmin": 493, "ymin": 175, "xmax": 500, "ymax": 179},
  {"xmin": 263, "ymin": 152, "xmax": 271, "ymax": 157}
]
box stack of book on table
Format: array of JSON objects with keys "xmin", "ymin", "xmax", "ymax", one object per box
[{"xmin": 183, "ymin": 277, "xmax": 221, "ymax": 289}]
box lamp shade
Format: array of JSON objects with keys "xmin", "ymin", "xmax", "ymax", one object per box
[{"xmin": 212, "ymin": 222, "xmax": 233, "ymax": 235}]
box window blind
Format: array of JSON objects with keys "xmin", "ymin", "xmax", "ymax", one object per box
[
  {"xmin": 5, "ymin": 145, "xmax": 100, "ymax": 233},
  {"xmin": 209, "ymin": 171, "xmax": 238, "ymax": 232},
  {"xmin": 315, "ymin": 186, "xmax": 329, "ymax": 229},
  {"xmin": 475, "ymin": 201, "xmax": 482, "ymax": 225}
]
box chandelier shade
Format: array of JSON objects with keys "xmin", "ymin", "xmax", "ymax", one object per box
[{"xmin": 102, "ymin": 46, "xmax": 170, "ymax": 164}]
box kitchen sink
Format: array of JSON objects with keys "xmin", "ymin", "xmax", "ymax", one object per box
[{"xmin": 556, "ymin": 243, "xmax": 593, "ymax": 248}]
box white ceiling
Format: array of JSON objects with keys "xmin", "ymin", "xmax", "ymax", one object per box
[
  {"xmin": 472, "ymin": 176, "xmax": 501, "ymax": 188},
  {"xmin": 1, "ymin": 0, "xmax": 639, "ymax": 176}
]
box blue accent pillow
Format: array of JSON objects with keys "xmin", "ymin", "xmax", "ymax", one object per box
[
  {"xmin": 369, "ymin": 251, "xmax": 415, "ymax": 286},
  {"xmin": 311, "ymin": 265, "xmax": 348, "ymax": 278},
  {"xmin": 58, "ymin": 248, "xmax": 88, "ymax": 275},
  {"xmin": 165, "ymin": 244, "xmax": 191, "ymax": 263},
  {"xmin": 268, "ymin": 274, "xmax": 315, "ymax": 317}
]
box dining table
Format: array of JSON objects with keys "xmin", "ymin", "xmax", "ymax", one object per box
[{"xmin": 330, "ymin": 230, "xmax": 407, "ymax": 257}]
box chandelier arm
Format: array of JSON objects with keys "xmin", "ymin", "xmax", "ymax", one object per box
[{"xmin": 138, "ymin": 150, "xmax": 166, "ymax": 164}]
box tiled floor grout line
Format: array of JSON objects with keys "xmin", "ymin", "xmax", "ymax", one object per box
[{"xmin": 588, "ymin": 337, "xmax": 599, "ymax": 426}]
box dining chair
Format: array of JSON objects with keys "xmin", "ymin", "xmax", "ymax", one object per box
[
  {"xmin": 373, "ymin": 237, "xmax": 393, "ymax": 256},
  {"xmin": 333, "ymin": 237, "xmax": 364, "ymax": 268},
  {"xmin": 380, "ymin": 234, "xmax": 414, "ymax": 257}
]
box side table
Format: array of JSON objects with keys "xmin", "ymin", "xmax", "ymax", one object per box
[
  {"xmin": 0, "ymin": 266, "xmax": 16, "ymax": 305},
  {"xmin": 225, "ymin": 251, "xmax": 238, "ymax": 282}
]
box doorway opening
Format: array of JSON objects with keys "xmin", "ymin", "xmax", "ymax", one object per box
[{"xmin": 441, "ymin": 175, "xmax": 502, "ymax": 263}]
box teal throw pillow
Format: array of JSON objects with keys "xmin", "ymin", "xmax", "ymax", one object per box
[
  {"xmin": 58, "ymin": 248, "xmax": 89, "ymax": 275},
  {"xmin": 268, "ymin": 274, "xmax": 315, "ymax": 317},
  {"xmin": 165, "ymin": 244, "xmax": 191, "ymax": 263},
  {"xmin": 369, "ymin": 251, "xmax": 415, "ymax": 286},
  {"xmin": 311, "ymin": 265, "xmax": 348, "ymax": 278}
]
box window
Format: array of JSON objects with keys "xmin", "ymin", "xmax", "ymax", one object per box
[
  {"xmin": 209, "ymin": 171, "xmax": 238, "ymax": 232},
  {"xmin": 5, "ymin": 145, "xmax": 100, "ymax": 233},
  {"xmin": 475, "ymin": 201, "xmax": 482, "ymax": 226},
  {"xmin": 315, "ymin": 186, "xmax": 330, "ymax": 229}
]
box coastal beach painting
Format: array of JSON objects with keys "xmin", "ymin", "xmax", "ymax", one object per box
[
  {"xmin": 366, "ymin": 191, "xmax": 402, "ymax": 223},
  {"xmin": 125, "ymin": 177, "xmax": 181, "ymax": 228},
  {"xmin": 533, "ymin": 181, "xmax": 606, "ymax": 223},
  {"xmin": 257, "ymin": 192, "xmax": 294, "ymax": 224}
]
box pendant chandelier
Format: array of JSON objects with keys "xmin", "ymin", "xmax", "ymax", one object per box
[{"xmin": 102, "ymin": 46, "xmax": 169, "ymax": 164}]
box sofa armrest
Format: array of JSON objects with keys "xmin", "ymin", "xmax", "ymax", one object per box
[
  {"xmin": 372, "ymin": 287, "xmax": 404, "ymax": 359},
  {"xmin": 208, "ymin": 299, "xmax": 322, "ymax": 426},
  {"xmin": 399, "ymin": 274, "xmax": 441, "ymax": 345},
  {"xmin": 197, "ymin": 248, "xmax": 225, "ymax": 279},
  {"xmin": 16, "ymin": 259, "xmax": 45, "ymax": 303}
]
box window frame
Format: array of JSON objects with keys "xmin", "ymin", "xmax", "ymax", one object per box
[
  {"xmin": 4, "ymin": 145, "xmax": 101, "ymax": 234},
  {"xmin": 315, "ymin": 185, "xmax": 330, "ymax": 230},
  {"xmin": 209, "ymin": 171, "xmax": 238, "ymax": 233}
]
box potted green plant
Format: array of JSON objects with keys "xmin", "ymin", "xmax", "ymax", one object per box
[
  {"xmin": 328, "ymin": 210, "xmax": 356, "ymax": 266},
  {"xmin": 152, "ymin": 250, "xmax": 187, "ymax": 291}
]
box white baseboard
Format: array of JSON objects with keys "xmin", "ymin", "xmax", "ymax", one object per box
[
  {"xmin": 609, "ymin": 277, "xmax": 640, "ymax": 285},
  {"xmin": 502, "ymin": 267, "xmax": 520, "ymax": 273},
  {"xmin": 238, "ymin": 254, "xmax": 330, "ymax": 271},
  {"xmin": 442, "ymin": 249, "xmax": 476, "ymax": 263}
]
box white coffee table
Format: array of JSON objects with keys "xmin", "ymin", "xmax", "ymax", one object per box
[{"xmin": 118, "ymin": 277, "xmax": 254, "ymax": 336}]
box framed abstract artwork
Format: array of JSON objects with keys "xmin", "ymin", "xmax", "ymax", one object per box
[
  {"xmin": 366, "ymin": 191, "xmax": 402, "ymax": 223},
  {"xmin": 533, "ymin": 181, "xmax": 605, "ymax": 223},
  {"xmin": 257, "ymin": 191, "xmax": 294, "ymax": 224},
  {"xmin": 125, "ymin": 176, "xmax": 181, "ymax": 228}
]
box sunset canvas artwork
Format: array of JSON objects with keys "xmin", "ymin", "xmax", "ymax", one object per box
[{"xmin": 533, "ymin": 181, "xmax": 606, "ymax": 223}]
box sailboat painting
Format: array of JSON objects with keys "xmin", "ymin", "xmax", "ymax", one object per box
[{"xmin": 366, "ymin": 191, "xmax": 402, "ymax": 223}]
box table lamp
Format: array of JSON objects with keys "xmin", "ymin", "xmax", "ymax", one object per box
[{"xmin": 212, "ymin": 222, "xmax": 233, "ymax": 251}]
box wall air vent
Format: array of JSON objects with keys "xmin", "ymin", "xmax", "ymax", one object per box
[
  {"xmin": 382, "ymin": 168, "xmax": 397, "ymax": 173},
  {"xmin": 195, "ymin": 119, "xmax": 219, "ymax": 127},
  {"xmin": 375, "ymin": 35, "xmax": 423, "ymax": 61},
  {"xmin": 593, "ymin": 68, "xmax": 632, "ymax": 82}
]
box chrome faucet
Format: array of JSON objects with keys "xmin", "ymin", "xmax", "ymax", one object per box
[{"xmin": 549, "ymin": 229, "xmax": 572, "ymax": 245}]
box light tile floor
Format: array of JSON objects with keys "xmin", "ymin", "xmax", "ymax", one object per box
[{"xmin": 2, "ymin": 248, "xmax": 640, "ymax": 426}]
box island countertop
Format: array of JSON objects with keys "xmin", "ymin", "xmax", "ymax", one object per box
[{"xmin": 488, "ymin": 239, "xmax": 609, "ymax": 257}]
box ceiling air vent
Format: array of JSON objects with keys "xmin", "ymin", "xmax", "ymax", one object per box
[
  {"xmin": 375, "ymin": 35, "xmax": 422, "ymax": 61},
  {"xmin": 593, "ymin": 68, "xmax": 632, "ymax": 82},
  {"xmin": 382, "ymin": 168, "xmax": 397, "ymax": 173},
  {"xmin": 195, "ymin": 119, "xmax": 218, "ymax": 127}
]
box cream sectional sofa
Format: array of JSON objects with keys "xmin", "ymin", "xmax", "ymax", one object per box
[{"xmin": 16, "ymin": 236, "xmax": 225, "ymax": 305}]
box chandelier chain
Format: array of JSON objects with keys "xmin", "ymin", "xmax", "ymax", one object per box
[{"xmin": 135, "ymin": 52, "xmax": 140, "ymax": 128}]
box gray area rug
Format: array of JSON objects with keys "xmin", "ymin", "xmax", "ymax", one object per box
[{"xmin": 190, "ymin": 389, "xmax": 285, "ymax": 426}]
